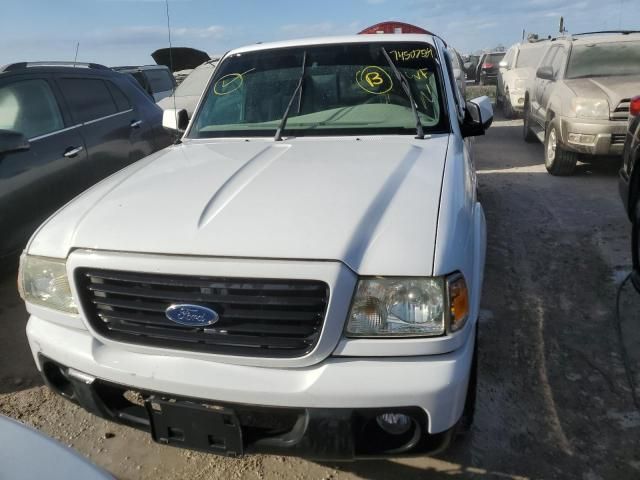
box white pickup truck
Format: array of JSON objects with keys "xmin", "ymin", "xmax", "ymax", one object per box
[{"xmin": 19, "ymin": 34, "xmax": 492, "ymax": 459}]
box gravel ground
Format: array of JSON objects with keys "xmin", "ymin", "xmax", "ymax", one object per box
[{"xmin": 1, "ymin": 111, "xmax": 639, "ymax": 479}]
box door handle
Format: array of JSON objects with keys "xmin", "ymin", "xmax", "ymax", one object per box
[
  {"xmin": 63, "ymin": 146, "xmax": 83, "ymax": 158},
  {"xmin": 130, "ymin": 120, "xmax": 143, "ymax": 129}
]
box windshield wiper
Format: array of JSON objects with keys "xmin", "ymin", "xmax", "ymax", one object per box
[
  {"xmin": 274, "ymin": 51, "xmax": 307, "ymax": 141},
  {"xmin": 380, "ymin": 47, "xmax": 425, "ymax": 140}
]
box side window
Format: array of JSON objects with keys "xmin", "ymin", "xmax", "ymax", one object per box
[
  {"xmin": 59, "ymin": 78, "xmax": 118, "ymax": 123},
  {"xmin": 0, "ymin": 79, "xmax": 64, "ymax": 139},
  {"xmin": 107, "ymin": 81, "xmax": 131, "ymax": 111},
  {"xmin": 443, "ymin": 48, "xmax": 464, "ymax": 120},
  {"xmin": 505, "ymin": 48, "xmax": 516, "ymax": 69},
  {"xmin": 448, "ymin": 49, "xmax": 461, "ymax": 70},
  {"xmin": 551, "ymin": 47, "xmax": 567, "ymax": 79},
  {"xmin": 540, "ymin": 46, "xmax": 558, "ymax": 68},
  {"xmin": 129, "ymin": 72, "xmax": 149, "ymax": 93},
  {"xmin": 145, "ymin": 69, "xmax": 174, "ymax": 93}
]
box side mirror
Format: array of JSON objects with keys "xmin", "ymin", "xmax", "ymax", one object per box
[
  {"xmin": 0, "ymin": 129, "xmax": 30, "ymax": 155},
  {"xmin": 536, "ymin": 65, "xmax": 555, "ymax": 81},
  {"xmin": 499, "ymin": 60, "xmax": 508, "ymax": 69},
  {"xmin": 461, "ymin": 96, "xmax": 494, "ymax": 138},
  {"xmin": 162, "ymin": 108, "xmax": 189, "ymax": 132}
]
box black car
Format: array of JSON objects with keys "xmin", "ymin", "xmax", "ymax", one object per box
[
  {"xmin": 463, "ymin": 54, "xmax": 479, "ymax": 79},
  {"xmin": 0, "ymin": 61, "xmax": 172, "ymax": 268},
  {"xmin": 112, "ymin": 65, "xmax": 176, "ymax": 103},
  {"xmin": 475, "ymin": 51, "xmax": 505, "ymax": 85},
  {"xmin": 618, "ymin": 95, "xmax": 640, "ymax": 290}
]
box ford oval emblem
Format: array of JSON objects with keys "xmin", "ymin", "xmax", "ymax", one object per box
[{"xmin": 165, "ymin": 304, "xmax": 219, "ymax": 327}]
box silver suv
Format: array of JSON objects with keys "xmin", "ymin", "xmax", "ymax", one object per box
[{"xmin": 522, "ymin": 31, "xmax": 640, "ymax": 175}]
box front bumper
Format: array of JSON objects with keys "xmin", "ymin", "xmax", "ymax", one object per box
[
  {"xmin": 27, "ymin": 315, "xmax": 475, "ymax": 459},
  {"xmin": 559, "ymin": 116, "xmax": 627, "ymax": 156},
  {"xmin": 508, "ymin": 90, "xmax": 526, "ymax": 112}
]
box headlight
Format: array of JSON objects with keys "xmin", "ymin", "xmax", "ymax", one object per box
[
  {"xmin": 18, "ymin": 255, "xmax": 77, "ymax": 314},
  {"xmin": 345, "ymin": 274, "xmax": 469, "ymax": 337},
  {"xmin": 570, "ymin": 97, "xmax": 609, "ymax": 119}
]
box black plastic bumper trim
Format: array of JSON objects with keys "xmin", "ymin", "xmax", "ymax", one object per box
[{"xmin": 38, "ymin": 354, "xmax": 455, "ymax": 460}]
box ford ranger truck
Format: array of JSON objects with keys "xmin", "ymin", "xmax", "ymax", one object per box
[{"xmin": 19, "ymin": 34, "xmax": 492, "ymax": 459}]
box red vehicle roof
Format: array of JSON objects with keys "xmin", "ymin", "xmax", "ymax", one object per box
[{"xmin": 358, "ymin": 21, "xmax": 433, "ymax": 35}]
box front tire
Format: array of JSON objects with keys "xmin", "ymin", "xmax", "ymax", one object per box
[
  {"xmin": 502, "ymin": 93, "xmax": 515, "ymax": 119},
  {"xmin": 544, "ymin": 123, "xmax": 577, "ymax": 176},
  {"xmin": 523, "ymin": 102, "xmax": 537, "ymax": 143},
  {"xmin": 631, "ymin": 197, "xmax": 640, "ymax": 292}
]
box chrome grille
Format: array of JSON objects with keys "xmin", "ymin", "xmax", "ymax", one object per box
[
  {"xmin": 611, "ymin": 133, "xmax": 627, "ymax": 145},
  {"xmin": 611, "ymin": 99, "xmax": 630, "ymax": 121},
  {"xmin": 76, "ymin": 269, "xmax": 329, "ymax": 358}
]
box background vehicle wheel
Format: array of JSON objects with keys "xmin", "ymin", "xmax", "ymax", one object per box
[
  {"xmin": 544, "ymin": 123, "xmax": 577, "ymax": 176},
  {"xmin": 457, "ymin": 326, "xmax": 478, "ymax": 435},
  {"xmin": 632, "ymin": 203, "xmax": 640, "ymax": 292},
  {"xmin": 522, "ymin": 103, "xmax": 537, "ymax": 143},
  {"xmin": 479, "ymin": 77, "xmax": 485, "ymax": 86},
  {"xmin": 502, "ymin": 94, "xmax": 515, "ymax": 119}
]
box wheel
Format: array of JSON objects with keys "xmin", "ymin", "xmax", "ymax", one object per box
[
  {"xmin": 457, "ymin": 326, "xmax": 478, "ymax": 435},
  {"xmin": 632, "ymin": 199, "xmax": 640, "ymax": 292},
  {"xmin": 522, "ymin": 102, "xmax": 537, "ymax": 143},
  {"xmin": 502, "ymin": 92, "xmax": 515, "ymax": 119},
  {"xmin": 479, "ymin": 76, "xmax": 485, "ymax": 86},
  {"xmin": 633, "ymin": 199, "xmax": 640, "ymax": 268},
  {"xmin": 544, "ymin": 123, "xmax": 577, "ymax": 175}
]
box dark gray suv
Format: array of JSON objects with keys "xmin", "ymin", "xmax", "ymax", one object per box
[{"xmin": 0, "ymin": 62, "xmax": 172, "ymax": 269}]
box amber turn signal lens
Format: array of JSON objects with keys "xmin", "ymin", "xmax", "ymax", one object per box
[{"xmin": 448, "ymin": 276, "xmax": 469, "ymax": 332}]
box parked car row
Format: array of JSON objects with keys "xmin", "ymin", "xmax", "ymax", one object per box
[
  {"xmin": 522, "ymin": 31, "xmax": 640, "ymax": 175},
  {"xmin": 112, "ymin": 64, "xmax": 176, "ymax": 102}
]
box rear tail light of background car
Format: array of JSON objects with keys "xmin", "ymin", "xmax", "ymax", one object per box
[
  {"xmin": 482, "ymin": 63, "xmax": 494, "ymax": 69},
  {"xmin": 630, "ymin": 96, "xmax": 640, "ymax": 117}
]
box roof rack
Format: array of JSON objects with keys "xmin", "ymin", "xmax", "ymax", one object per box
[
  {"xmin": 571, "ymin": 30, "xmax": 640, "ymax": 37},
  {"xmin": 0, "ymin": 61, "xmax": 109, "ymax": 73}
]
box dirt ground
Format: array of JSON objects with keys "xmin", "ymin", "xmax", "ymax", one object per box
[{"xmin": 1, "ymin": 110, "xmax": 639, "ymax": 479}]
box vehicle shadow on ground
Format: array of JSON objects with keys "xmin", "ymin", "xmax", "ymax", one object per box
[
  {"xmin": 476, "ymin": 123, "xmax": 545, "ymax": 171},
  {"xmin": 322, "ymin": 456, "xmax": 526, "ymax": 480},
  {"xmin": 0, "ymin": 269, "xmax": 42, "ymax": 394}
]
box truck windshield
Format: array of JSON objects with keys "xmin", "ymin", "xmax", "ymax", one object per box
[
  {"xmin": 189, "ymin": 42, "xmax": 448, "ymax": 138},
  {"xmin": 566, "ymin": 40, "xmax": 640, "ymax": 78},
  {"xmin": 516, "ymin": 47, "xmax": 544, "ymax": 68}
]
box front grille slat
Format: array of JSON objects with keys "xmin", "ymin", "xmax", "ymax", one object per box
[
  {"xmin": 98, "ymin": 312, "xmax": 319, "ymax": 336},
  {"xmin": 105, "ymin": 322, "xmax": 316, "ymax": 349},
  {"xmin": 611, "ymin": 133, "xmax": 627, "ymax": 145},
  {"xmin": 77, "ymin": 269, "xmax": 329, "ymax": 358},
  {"xmin": 87, "ymin": 270, "xmax": 325, "ymax": 292},
  {"xmin": 611, "ymin": 99, "xmax": 630, "ymax": 120},
  {"xmin": 88, "ymin": 284, "xmax": 325, "ymax": 307}
]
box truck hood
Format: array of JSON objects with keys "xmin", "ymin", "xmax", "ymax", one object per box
[
  {"xmin": 29, "ymin": 136, "xmax": 450, "ymax": 276},
  {"xmin": 565, "ymin": 75, "xmax": 640, "ymax": 109}
]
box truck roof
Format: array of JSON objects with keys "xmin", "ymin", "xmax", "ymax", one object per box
[{"xmin": 227, "ymin": 34, "xmax": 437, "ymax": 56}]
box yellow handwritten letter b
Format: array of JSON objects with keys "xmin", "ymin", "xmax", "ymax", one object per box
[{"xmin": 365, "ymin": 72, "xmax": 384, "ymax": 88}]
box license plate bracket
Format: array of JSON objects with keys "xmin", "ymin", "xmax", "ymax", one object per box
[{"xmin": 146, "ymin": 396, "xmax": 243, "ymax": 457}]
